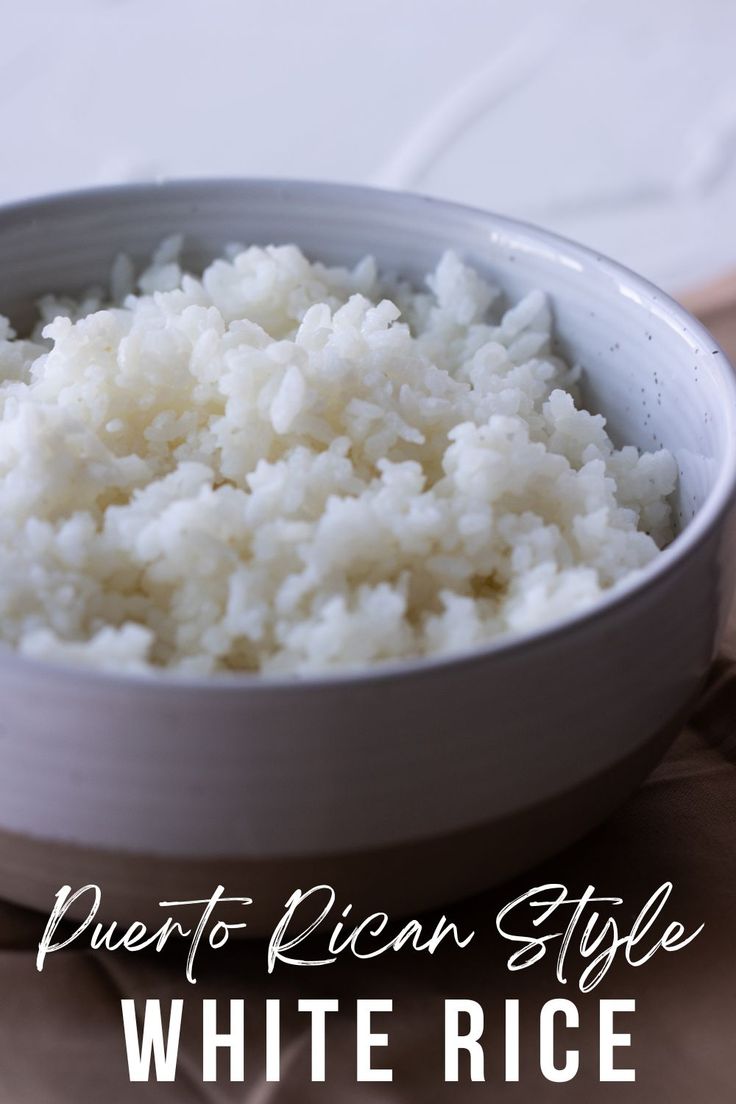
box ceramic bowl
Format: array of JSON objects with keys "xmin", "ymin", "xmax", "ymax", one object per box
[{"xmin": 0, "ymin": 180, "xmax": 734, "ymax": 934}]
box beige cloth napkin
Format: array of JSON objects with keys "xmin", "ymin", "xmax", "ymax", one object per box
[{"xmin": 0, "ymin": 293, "xmax": 734, "ymax": 1103}]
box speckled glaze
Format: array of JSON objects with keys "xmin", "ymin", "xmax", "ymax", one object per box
[{"xmin": 0, "ymin": 180, "xmax": 734, "ymax": 931}]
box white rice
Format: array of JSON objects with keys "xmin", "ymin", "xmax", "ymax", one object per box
[{"xmin": 0, "ymin": 242, "xmax": 677, "ymax": 676}]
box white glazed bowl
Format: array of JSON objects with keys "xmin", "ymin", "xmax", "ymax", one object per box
[{"xmin": 0, "ymin": 180, "xmax": 734, "ymax": 932}]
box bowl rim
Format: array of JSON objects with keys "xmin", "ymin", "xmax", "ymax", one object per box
[{"xmin": 1, "ymin": 176, "xmax": 735, "ymax": 695}]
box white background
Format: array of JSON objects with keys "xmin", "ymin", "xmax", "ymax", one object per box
[{"xmin": 2, "ymin": 0, "xmax": 736, "ymax": 292}]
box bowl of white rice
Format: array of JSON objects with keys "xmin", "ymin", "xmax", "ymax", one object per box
[{"xmin": 0, "ymin": 179, "xmax": 734, "ymax": 930}]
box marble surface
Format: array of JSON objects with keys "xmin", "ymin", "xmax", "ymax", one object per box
[{"xmin": 2, "ymin": 0, "xmax": 736, "ymax": 293}]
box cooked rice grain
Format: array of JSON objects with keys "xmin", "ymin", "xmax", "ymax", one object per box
[{"xmin": 0, "ymin": 244, "xmax": 676, "ymax": 675}]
